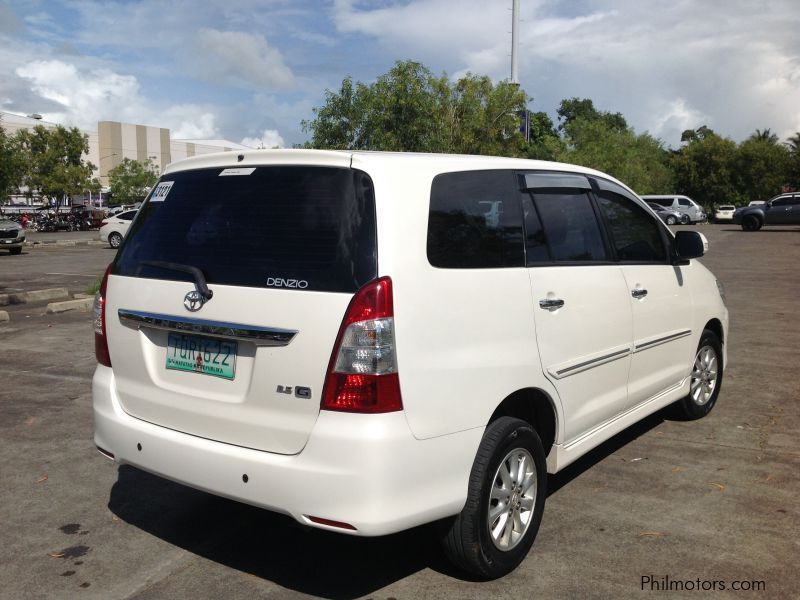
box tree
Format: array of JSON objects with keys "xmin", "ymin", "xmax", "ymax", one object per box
[
  {"xmin": 107, "ymin": 158, "xmax": 159, "ymax": 205},
  {"xmin": 0, "ymin": 117, "xmax": 26, "ymax": 204},
  {"xmin": 749, "ymin": 128, "xmax": 779, "ymax": 144},
  {"xmin": 558, "ymin": 117, "xmax": 673, "ymax": 194},
  {"xmin": 680, "ymin": 125, "xmax": 715, "ymax": 143},
  {"xmin": 557, "ymin": 97, "xmax": 627, "ymax": 132},
  {"xmin": 735, "ymin": 138, "xmax": 791, "ymax": 201},
  {"xmin": 525, "ymin": 111, "xmax": 564, "ymax": 160},
  {"xmin": 15, "ymin": 125, "xmax": 98, "ymax": 204},
  {"xmin": 302, "ymin": 60, "xmax": 529, "ymax": 156},
  {"xmin": 672, "ymin": 131, "xmax": 741, "ymax": 207}
]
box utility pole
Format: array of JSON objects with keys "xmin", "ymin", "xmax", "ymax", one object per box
[{"xmin": 511, "ymin": 0, "xmax": 520, "ymax": 85}]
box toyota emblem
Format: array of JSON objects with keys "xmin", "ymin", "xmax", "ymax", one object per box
[{"xmin": 183, "ymin": 290, "xmax": 205, "ymax": 312}]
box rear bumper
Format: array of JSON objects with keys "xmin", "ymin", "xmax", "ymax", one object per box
[{"xmin": 93, "ymin": 365, "xmax": 481, "ymax": 536}]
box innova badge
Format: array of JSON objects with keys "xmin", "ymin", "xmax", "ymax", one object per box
[{"xmin": 183, "ymin": 290, "xmax": 206, "ymax": 312}]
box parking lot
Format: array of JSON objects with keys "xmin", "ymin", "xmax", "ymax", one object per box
[{"xmin": 1, "ymin": 225, "xmax": 798, "ymax": 599}]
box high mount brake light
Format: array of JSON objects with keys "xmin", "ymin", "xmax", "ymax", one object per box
[
  {"xmin": 321, "ymin": 277, "xmax": 402, "ymax": 413},
  {"xmin": 94, "ymin": 263, "xmax": 113, "ymax": 367}
]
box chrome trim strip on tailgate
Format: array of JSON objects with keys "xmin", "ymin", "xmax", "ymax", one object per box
[{"xmin": 118, "ymin": 309, "xmax": 297, "ymax": 346}]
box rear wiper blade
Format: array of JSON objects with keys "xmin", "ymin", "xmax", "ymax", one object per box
[{"xmin": 137, "ymin": 260, "xmax": 214, "ymax": 300}]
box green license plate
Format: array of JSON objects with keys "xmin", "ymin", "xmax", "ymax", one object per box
[{"xmin": 166, "ymin": 333, "xmax": 237, "ymax": 380}]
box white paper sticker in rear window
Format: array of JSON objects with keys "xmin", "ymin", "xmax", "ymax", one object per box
[{"xmin": 150, "ymin": 181, "xmax": 174, "ymax": 202}]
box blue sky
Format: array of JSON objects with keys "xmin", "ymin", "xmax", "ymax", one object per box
[{"xmin": 1, "ymin": 0, "xmax": 799, "ymax": 149}]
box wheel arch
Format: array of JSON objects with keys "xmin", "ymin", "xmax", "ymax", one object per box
[
  {"xmin": 487, "ymin": 388, "xmax": 559, "ymax": 457},
  {"xmin": 704, "ymin": 318, "xmax": 724, "ymax": 346}
]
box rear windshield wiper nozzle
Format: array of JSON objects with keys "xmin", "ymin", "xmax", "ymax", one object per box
[{"xmin": 138, "ymin": 260, "xmax": 214, "ymax": 300}]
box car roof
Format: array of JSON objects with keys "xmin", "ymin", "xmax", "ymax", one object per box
[{"xmin": 161, "ymin": 149, "xmax": 634, "ymax": 195}]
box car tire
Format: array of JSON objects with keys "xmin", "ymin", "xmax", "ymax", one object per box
[
  {"xmin": 741, "ymin": 215, "xmax": 762, "ymax": 231},
  {"xmin": 680, "ymin": 214, "xmax": 690, "ymax": 225},
  {"xmin": 666, "ymin": 216, "xmax": 677, "ymax": 225},
  {"xmin": 10, "ymin": 247, "xmax": 22, "ymax": 255},
  {"xmin": 675, "ymin": 330, "xmax": 723, "ymax": 420},
  {"xmin": 440, "ymin": 416, "xmax": 547, "ymax": 579},
  {"xmin": 109, "ymin": 232, "xmax": 123, "ymax": 249}
]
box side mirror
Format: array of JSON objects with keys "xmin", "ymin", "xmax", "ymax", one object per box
[{"xmin": 674, "ymin": 231, "xmax": 706, "ymax": 262}]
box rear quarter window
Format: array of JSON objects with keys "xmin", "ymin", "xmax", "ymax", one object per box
[
  {"xmin": 113, "ymin": 166, "xmax": 377, "ymax": 293},
  {"xmin": 427, "ymin": 170, "xmax": 524, "ymax": 268}
]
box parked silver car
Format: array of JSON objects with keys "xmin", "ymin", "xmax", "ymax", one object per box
[
  {"xmin": 0, "ymin": 219, "xmax": 25, "ymax": 254},
  {"xmin": 646, "ymin": 202, "xmax": 688, "ymax": 225}
]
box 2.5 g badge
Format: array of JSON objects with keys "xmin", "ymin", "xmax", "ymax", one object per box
[{"xmin": 150, "ymin": 181, "xmax": 174, "ymax": 202}]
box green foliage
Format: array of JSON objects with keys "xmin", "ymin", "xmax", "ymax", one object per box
[
  {"xmin": 14, "ymin": 125, "xmax": 98, "ymax": 203},
  {"xmin": 108, "ymin": 158, "xmax": 159, "ymax": 205},
  {"xmin": 735, "ymin": 138, "xmax": 791, "ymax": 201},
  {"xmin": 557, "ymin": 118, "xmax": 673, "ymax": 194},
  {"xmin": 671, "ymin": 130, "xmax": 741, "ymax": 207},
  {"xmin": 557, "ymin": 97, "xmax": 627, "ymax": 132},
  {"xmin": 525, "ymin": 112, "xmax": 564, "ymax": 160},
  {"xmin": 0, "ymin": 117, "xmax": 26, "ymax": 203},
  {"xmin": 303, "ymin": 60, "xmax": 529, "ymax": 156}
]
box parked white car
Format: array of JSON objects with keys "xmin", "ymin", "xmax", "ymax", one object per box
[
  {"xmin": 93, "ymin": 151, "xmax": 728, "ymax": 579},
  {"xmin": 713, "ymin": 205, "xmax": 736, "ymax": 222},
  {"xmin": 99, "ymin": 210, "xmax": 137, "ymax": 248}
]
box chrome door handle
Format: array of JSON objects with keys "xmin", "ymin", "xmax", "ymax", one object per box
[
  {"xmin": 539, "ymin": 298, "xmax": 565, "ymax": 310},
  {"xmin": 631, "ymin": 288, "xmax": 648, "ymax": 299}
]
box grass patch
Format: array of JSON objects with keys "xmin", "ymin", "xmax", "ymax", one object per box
[{"xmin": 85, "ymin": 277, "xmax": 102, "ymax": 296}]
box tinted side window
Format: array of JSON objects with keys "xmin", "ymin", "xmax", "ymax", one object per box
[
  {"xmin": 530, "ymin": 191, "xmax": 607, "ymax": 262},
  {"xmin": 427, "ymin": 171, "xmax": 523, "ymax": 268},
  {"xmin": 647, "ymin": 198, "xmax": 672, "ymax": 207},
  {"xmin": 119, "ymin": 211, "xmax": 136, "ymax": 221},
  {"xmin": 678, "ymin": 198, "xmax": 691, "ymax": 207},
  {"xmin": 595, "ymin": 184, "xmax": 667, "ymax": 262},
  {"xmin": 771, "ymin": 198, "xmax": 789, "ymax": 206}
]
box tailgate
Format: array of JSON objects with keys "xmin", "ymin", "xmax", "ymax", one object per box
[
  {"xmin": 104, "ymin": 163, "xmax": 377, "ymax": 454},
  {"xmin": 106, "ymin": 276, "xmax": 349, "ymax": 454}
]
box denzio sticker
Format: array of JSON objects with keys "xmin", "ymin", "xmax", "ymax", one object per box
[
  {"xmin": 219, "ymin": 168, "xmax": 256, "ymax": 176},
  {"xmin": 150, "ymin": 181, "xmax": 174, "ymax": 202}
]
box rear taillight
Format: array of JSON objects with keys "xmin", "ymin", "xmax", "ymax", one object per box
[
  {"xmin": 321, "ymin": 277, "xmax": 402, "ymax": 413},
  {"xmin": 94, "ymin": 264, "xmax": 113, "ymax": 367}
]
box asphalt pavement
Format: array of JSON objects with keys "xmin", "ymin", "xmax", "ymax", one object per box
[{"xmin": 0, "ymin": 224, "xmax": 798, "ymax": 599}]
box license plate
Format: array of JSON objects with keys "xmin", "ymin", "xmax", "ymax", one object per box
[{"xmin": 166, "ymin": 333, "xmax": 237, "ymax": 380}]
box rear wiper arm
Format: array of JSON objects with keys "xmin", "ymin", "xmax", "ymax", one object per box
[{"xmin": 137, "ymin": 260, "xmax": 214, "ymax": 300}]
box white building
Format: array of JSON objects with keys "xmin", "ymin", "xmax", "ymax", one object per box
[{"xmin": 1, "ymin": 111, "xmax": 248, "ymax": 206}]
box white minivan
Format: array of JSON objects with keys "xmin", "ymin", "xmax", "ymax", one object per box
[
  {"xmin": 641, "ymin": 194, "xmax": 707, "ymax": 223},
  {"xmin": 93, "ymin": 151, "xmax": 728, "ymax": 579}
]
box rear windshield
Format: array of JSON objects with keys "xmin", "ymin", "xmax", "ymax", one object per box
[{"xmin": 114, "ymin": 166, "xmax": 377, "ymax": 293}]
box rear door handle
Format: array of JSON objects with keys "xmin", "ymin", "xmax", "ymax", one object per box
[
  {"xmin": 539, "ymin": 298, "xmax": 565, "ymax": 310},
  {"xmin": 631, "ymin": 288, "xmax": 648, "ymax": 299}
]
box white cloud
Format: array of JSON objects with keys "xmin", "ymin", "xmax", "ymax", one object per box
[
  {"xmin": 194, "ymin": 29, "xmax": 295, "ymax": 89},
  {"xmin": 240, "ymin": 129, "xmax": 285, "ymax": 148},
  {"xmin": 13, "ymin": 59, "xmax": 220, "ymax": 138}
]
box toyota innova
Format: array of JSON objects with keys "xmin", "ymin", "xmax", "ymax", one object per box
[{"xmin": 93, "ymin": 150, "xmax": 728, "ymax": 578}]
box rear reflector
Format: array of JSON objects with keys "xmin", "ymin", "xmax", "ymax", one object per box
[
  {"xmin": 306, "ymin": 516, "xmax": 357, "ymax": 531},
  {"xmin": 321, "ymin": 277, "xmax": 402, "ymax": 413}
]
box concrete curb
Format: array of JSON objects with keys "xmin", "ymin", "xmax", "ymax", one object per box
[
  {"xmin": 0, "ymin": 310, "xmax": 8, "ymax": 323},
  {"xmin": 6, "ymin": 288, "xmax": 70, "ymax": 305},
  {"xmin": 25, "ymin": 239, "xmax": 106, "ymax": 247},
  {"xmin": 45, "ymin": 297, "xmax": 94, "ymax": 314}
]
